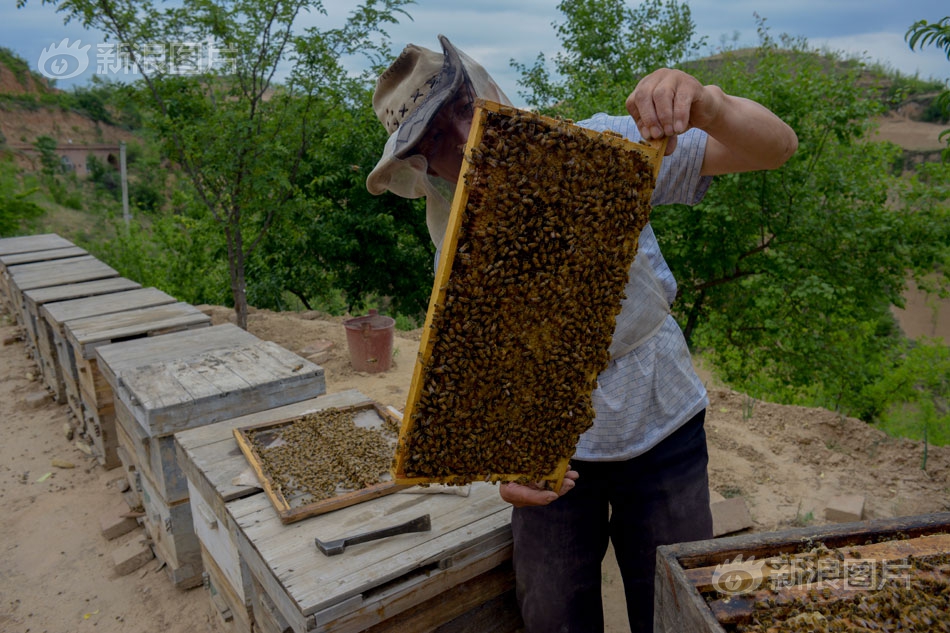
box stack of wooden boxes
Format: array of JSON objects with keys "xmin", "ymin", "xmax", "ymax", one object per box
[{"xmin": 2, "ymin": 233, "xmax": 524, "ymax": 632}]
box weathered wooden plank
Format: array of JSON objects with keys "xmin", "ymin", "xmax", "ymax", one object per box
[
  {"xmin": 94, "ymin": 324, "xmax": 256, "ymax": 386},
  {"xmin": 138, "ymin": 466, "xmax": 203, "ymax": 588},
  {"xmin": 24, "ymin": 277, "xmax": 141, "ymax": 307},
  {"xmin": 65, "ymin": 302, "xmax": 211, "ymax": 358},
  {"xmin": 32, "ymin": 286, "xmax": 172, "ymax": 402},
  {"xmin": 191, "ymin": 480, "xmax": 254, "ymax": 612},
  {"xmin": 200, "ymin": 540, "xmax": 254, "ymax": 633},
  {"xmin": 41, "ymin": 287, "xmax": 177, "ymax": 326},
  {"xmin": 0, "ymin": 233, "xmax": 74, "ymax": 256},
  {"xmin": 9, "ymin": 256, "xmax": 117, "ymax": 291},
  {"xmin": 0, "ymin": 246, "xmax": 87, "ymax": 266},
  {"xmin": 115, "ymin": 397, "xmax": 189, "ymax": 502},
  {"xmin": 363, "ymin": 561, "xmax": 519, "ymax": 633},
  {"xmin": 685, "ymin": 532, "xmax": 950, "ymax": 594}
]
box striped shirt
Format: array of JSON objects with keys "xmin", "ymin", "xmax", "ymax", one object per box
[{"xmin": 573, "ymin": 113, "xmax": 712, "ymax": 461}]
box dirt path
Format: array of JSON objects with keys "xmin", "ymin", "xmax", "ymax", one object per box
[{"xmin": 1, "ymin": 306, "xmax": 948, "ymax": 633}]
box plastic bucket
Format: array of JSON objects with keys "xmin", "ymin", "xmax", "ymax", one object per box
[{"xmin": 343, "ymin": 309, "xmax": 395, "ymax": 373}]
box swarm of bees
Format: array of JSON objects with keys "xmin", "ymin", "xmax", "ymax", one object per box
[
  {"xmin": 394, "ymin": 103, "xmax": 659, "ymax": 486},
  {"xmin": 250, "ymin": 408, "xmax": 396, "ymax": 503},
  {"xmin": 727, "ymin": 548, "xmax": 950, "ymax": 632}
]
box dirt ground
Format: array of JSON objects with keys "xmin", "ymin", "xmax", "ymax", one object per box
[{"xmin": 1, "ymin": 304, "xmax": 948, "ymax": 633}]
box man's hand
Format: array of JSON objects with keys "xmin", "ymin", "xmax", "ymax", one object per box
[
  {"xmin": 626, "ymin": 68, "xmax": 723, "ymax": 145},
  {"xmin": 499, "ymin": 470, "xmax": 579, "ymax": 508},
  {"xmin": 626, "ymin": 67, "xmax": 797, "ymax": 176}
]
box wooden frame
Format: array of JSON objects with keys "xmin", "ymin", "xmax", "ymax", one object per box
[
  {"xmin": 393, "ymin": 100, "xmax": 667, "ymax": 491},
  {"xmin": 233, "ymin": 402, "xmax": 408, "ymax": 524},
  {"xmin": 654, "ymin": 512, "xmax": 950, "ymax": 633}
]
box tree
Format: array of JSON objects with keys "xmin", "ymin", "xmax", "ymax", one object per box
[
  {"xmin": 511, "ymin": 0, "xmax": 704, "ymax": 119},
  {"xmin": 515, "ymin": 9, "xmax": 950, "ymax": 419},
  {"xmin": 29, "ymin": 0, "xmax": 411, "ymax": 329},
  {"xmin": 906, "ymin": 16, "xmax": 950, "ymax": 146}
]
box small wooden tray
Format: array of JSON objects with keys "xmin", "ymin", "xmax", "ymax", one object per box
[
  {"xmin": 393, "ymin": 100, "xmax": 666, "ymax": 491},
  {"xmin": 233, "ymin": 403, "xmax": 409, "ymax": 524}
]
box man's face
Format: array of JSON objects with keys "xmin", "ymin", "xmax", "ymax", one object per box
[{"xmin": 414, "ymin": 87, "xmax": 475, "ymax": 182}]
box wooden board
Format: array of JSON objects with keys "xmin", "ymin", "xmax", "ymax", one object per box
[
  {"xmin": 32, "ymin": 286, "xmax": 170, "ymax": 404},
  {"xmin": 394, "ymin": 100, "xmax": 666, "ymax": 490},
  {"xmin": 95, "ymin": 324, "xmax": 326, "ymax": 438},
  {"xmin": 0, "ymin": 233, "xmax": 74, "ymax": 256},
  {"xmin": 0, "ymin": 246, "xmax": 87, "ymax": 266},
  {"xmin": 233, "ymin": 403, "xmax": 409, "ymax": 524},
  {"xmin": 65, "ymin": 301, "xmax": 211, "ymax": 359},
  {"xmin": 6, "ymin": 256, "xmax": 119, "ymax": 343},
  {"xmin": 8, "ymin": 255, "xmax": 118, "ymax": 293},
  {"xmin": 654, "ymin": 512, "xmax": 950, "ymax": 633},
  {"xmin": 0, "ymin": 233, "xmax": 74, "ymax": 316}
]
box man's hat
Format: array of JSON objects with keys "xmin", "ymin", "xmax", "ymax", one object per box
[
  {"xmin": 366, "ymin": 35, "xmax": 511, "ymax": 247},
  {"xmin": 372, "ymin": 35, "xmax": 465, "ymax": 159}
]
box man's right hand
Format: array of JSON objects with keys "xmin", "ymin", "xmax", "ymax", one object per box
[{"xmin": 499, "ymin": 470, "xmax": 579, "ymax": 508}]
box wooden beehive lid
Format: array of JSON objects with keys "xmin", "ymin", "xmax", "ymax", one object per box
[
  {"xmin": 0, "ymin": 233, "xmax": 74, "ymax": 256},
  {"xmin": 26, "ymin": 277, "xmax": 142, "ymax": 309},
  {"xmin": 8, "ymin": 256, "xmax": 118, "ymax": 291},
  {"xmin": 393, "ymin": 100, "xmax": 666, "ymax": 490},
  {"xmin": 95, "ymin": 323, "xmax": 326, "ymax": 437},
  {"xmin": 0, "ymin": 246, "xmax": 87, "ymax": 267}
]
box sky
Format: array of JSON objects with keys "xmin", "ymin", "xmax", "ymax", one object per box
[{"xmin": 5, "ymin": 0, "xmax": 949, "ymax": 109}]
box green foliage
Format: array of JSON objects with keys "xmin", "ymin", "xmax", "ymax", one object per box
[
  {"xmin": 246, "ymin": 82, "xmax": 433, "ymax": 318},
  {"xmin": 665, "ymin": 26, "xmax": 932, "ymax": 418},
  {"xmin": 36, "ymin": 0, "xmax": 413, "ymax": 329},
  {"xmin": 906, "ymin": 17, "xmax": 950, "ymax": 144},
  {"xmin": 866, "ymin": 339, "xmax": 950, "ymax": 467},
  {"xmin": 93, "ymin": 199, "xmax": 231, "ymax": 306},
  {"xmin": 511, "ymin": 0, "xmax": 704, "ymax": 118},
  {"xmin": 0, "ymin": 158, "xmax": 45, "ymax": 235},
  {"xmin": 33, "ymin": 135, "xmax": 60, "ymax": 176},
  {"xmin": 0, "ymin": 47, "xmax": 33, "ymax": 86}
]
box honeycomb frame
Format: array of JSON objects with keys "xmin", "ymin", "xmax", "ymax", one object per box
[{"xmin": 393, "ymin": 100, "xmax": 667, "ymax": 490}]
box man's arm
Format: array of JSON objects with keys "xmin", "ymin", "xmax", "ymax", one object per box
[{"xmin": 626, "ymin": 68, "xmax": 798, "ymax": 176}]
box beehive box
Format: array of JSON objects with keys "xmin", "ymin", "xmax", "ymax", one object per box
[
  {"xmin": 394, "ymin": 100, "xmax": 665, "ymax": 490},
  {"xmin": 5, "ymin": 255, "xmax": 119, "ymax": 360},
  {"xmin": 655, "ymin": 512, "xmax": 950, "ymax": 633},
  {"xmin": 177, "ymin": 390, "xmax": 381, "ymax": 633},
  {"xmin": 0, "ymin": 233, "xmax": 76, "ymax": 313},
  {"xmin": 95, "ymin": 323, "xmax": 326, "ymax": 589},
  {"xmin": 176, "ymin": 389, "xmax": 520, "ymax": 633},
  {"xmin": 24, "ymin": 278, "xmax": 143, "ymax": 405},
  {"xmin": 64, "ymin": 301, "xmax": 212, "ymax": 468}
]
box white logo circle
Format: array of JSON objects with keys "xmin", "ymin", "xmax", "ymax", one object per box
[{"xmin": 37, "ymin": 38, "xmax": 91, "ymax": 80}]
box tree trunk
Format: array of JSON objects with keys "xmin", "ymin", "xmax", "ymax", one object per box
[{"xmin": 226, "ymin": 225, "xmax": 249, "ymax": 330}]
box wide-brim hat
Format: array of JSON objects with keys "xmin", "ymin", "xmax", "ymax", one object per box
[
  {"xmin": 366, "ymin": 35, "xmax": 512, "ymax": 247},
  {"xmin": 373, "ymin": 34, "xmax": 465, "ymax": 160}
]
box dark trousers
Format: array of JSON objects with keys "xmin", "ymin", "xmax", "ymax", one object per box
[{"xmin": 511, "ymin": 410, "xmax": 712, "ymax": 633}]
